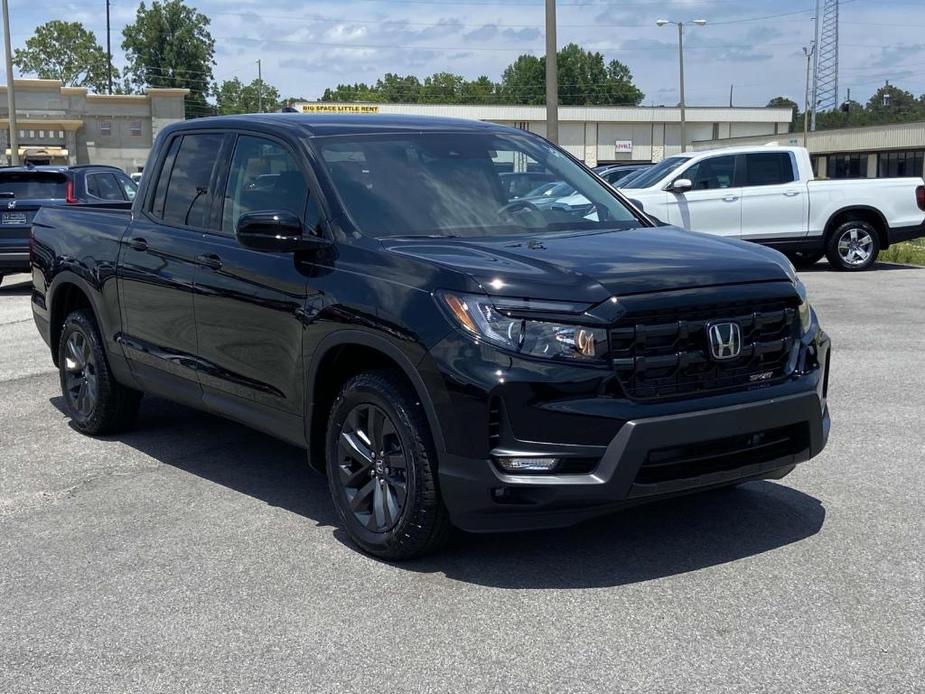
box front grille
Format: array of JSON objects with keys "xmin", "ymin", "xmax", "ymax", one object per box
[
  {"xmin": 610, "ymin": 297, "xmax": 800, "ymax": 401},
  {"xmin": 636, "ymin": 423, "xmax": 809, "ymax": 485}
]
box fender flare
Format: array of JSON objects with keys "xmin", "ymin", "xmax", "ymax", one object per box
[
  {"xmin": 823, "ymin": 205, "xmax": 890, "ymax": 247},
  {"xmin": 304, "ymin": 329, "xmax": 448, "ymax": 461}
]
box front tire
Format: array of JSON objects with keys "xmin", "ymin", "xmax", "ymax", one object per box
[
  {"xmin": 825, "ymin": 220, "xmax": 880, "ymax": 271},
  {"xmin": 58, "ymin": 309, "xmax": 142, "ymax": 435},
  {"xmin": 325, "ymin": 370, "xmax": 450, "ymax": 561}
]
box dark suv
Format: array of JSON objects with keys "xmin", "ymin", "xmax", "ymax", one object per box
[
  {"xmin": 31, "ymin": 115, "xmax": 831, "ymax": 559},
  {"xmin": 0, "ymin": 164, "xmax": 136, "ymax": 283}
]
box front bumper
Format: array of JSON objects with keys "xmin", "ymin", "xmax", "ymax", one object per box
[
  {"xmin": 433, "ymin": 327, "xmax": 831, "ymax": 533},
  {"xmin": 441, "ymin": 390, "xmax": 829, "ymax": 532}
]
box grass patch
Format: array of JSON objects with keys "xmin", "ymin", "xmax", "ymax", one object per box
[{"xmin": 880, "ymin": 238, "xmax": 925, "ymax": 266}]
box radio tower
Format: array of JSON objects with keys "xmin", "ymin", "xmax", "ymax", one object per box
[{"xmin": 811, "ymin": 0, "xmax": 839, "ymax": 129}]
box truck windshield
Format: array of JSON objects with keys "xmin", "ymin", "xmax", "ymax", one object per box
[
  {"xmin": 619, "ymin": 157, "xmax": 689, "ymax": 189},
  {"xmin": 313, "ymin": 132, "xmax": 643, "ymax": 239},
  {"xmin": 0, "ymin": 171, "xmax": 68, "ymax": 199}
]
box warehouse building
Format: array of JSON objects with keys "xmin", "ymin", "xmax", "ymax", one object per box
[
  {"xmin": 294, "ymin": 102, "xmax": 793, "ymax": 167},
  {"xmin": 0, "ymin": 79, "xmax": 188, "ymax": 172},
  {"xmin": 692, "ymin": 120, "xmax": 925, "ymax": 180}
]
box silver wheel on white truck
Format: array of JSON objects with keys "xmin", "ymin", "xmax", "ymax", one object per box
[{"xmin": 825, "ymin": 220, "xmax": 880, "ymax": 271}]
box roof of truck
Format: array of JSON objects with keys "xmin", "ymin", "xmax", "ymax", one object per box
[{"xmin": 167, "ymin": 112, "xmax": 516, "ymax": 137}]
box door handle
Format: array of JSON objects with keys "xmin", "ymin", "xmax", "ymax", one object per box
[
  {"xmin": 722, "ymin": 195, "xmax": 739, "ymax": 202},
  {"xmin": 195, "ymin": 253, "xmax": 223, "ymax": 270},
  {"xmin": 783, "ymin": 191, "xmax": 800, "ymax": 197},
  {"xmin": 127, "ymin": 237, "xmax": 148, "ymax": 252}
]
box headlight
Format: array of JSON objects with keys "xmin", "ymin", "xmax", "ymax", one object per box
[
  {"xmin": 437, "ymin": 291, "xmax": 608, "ymax": 361},
  {"xmin": 795, "ymin": 280, "xmax": 814, "ymax": 334}
]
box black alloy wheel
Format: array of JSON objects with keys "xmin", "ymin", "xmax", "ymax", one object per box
[
  {"xmin": 63, "ymin": 330, "xmax": 98, "ymax": 419},
  {"xmin": 57, "ymin": 309, "xmax": 141, "ymax": 435},
  {"xmin": 336, "ymin": 403, "xmax": 409, "ymax": 533},
  {"xmin": 326, "ymin": 370, "xmax": 451, "ymax": 560}
]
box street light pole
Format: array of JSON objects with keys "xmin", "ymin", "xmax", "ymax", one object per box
[
  {"xmin": 803, "ymin": 43, "xmax": 815, "ymax": 147},
  {"xmin": 657, "ymin": 18, "xmax": 705, "ymax": 154},
  {"xmin": 545, "ymin": 0, "xmax": 558, "ymax": 144},
  {"xmin": 1, "ymin": 0, "xmax": 17, "ymax": 165}
]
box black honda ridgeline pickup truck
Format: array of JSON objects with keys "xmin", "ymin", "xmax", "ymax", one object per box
[{"xmin": 31, "ymin": 114, "xmax": 831, "ymax": 559}]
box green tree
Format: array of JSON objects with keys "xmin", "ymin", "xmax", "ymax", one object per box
[
  {"xmin": 376, "ymin": 73, "xmax": 422, "ymax": 102},
  {"xmin": 461, "ymin": 76, "xmax": 497, "ymax": 104},
  {"xmin": 12, "ymin": 20, "xmax": 119, "ymax": 92},
  {"xmin": 122, "ymin": 0, "xmax": 216, "ymax": 114},
  {"xmin": 556, "ymin": 43, "xmax": 643, "ymax": 106},
  {"xmin": 215, "ymin": 77, "xmax": 281, "ymax": 114},
  {"xmin": 321, "ymin": 82, "xmax": 381, "ymax": 103},
  {"xmin": 499, "ymin": 54, "xmax": 545, "ymax": 105}
]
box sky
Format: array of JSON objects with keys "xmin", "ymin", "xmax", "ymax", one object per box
[{"xmin": 4, "ymin": 0, "xmax": 925, "ymax": 109}]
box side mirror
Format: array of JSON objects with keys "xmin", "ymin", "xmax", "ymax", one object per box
[
  {"xmin": 235, "ymin": 210, "xmax": 329, "ymax": 253},
  {"xmin": 669, "ymin": 178, "xmax": 692, "ymax": 193}
]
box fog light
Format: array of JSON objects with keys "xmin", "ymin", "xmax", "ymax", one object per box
[{"xmin": 496, "ymin": 456, "xmax": 560, "ymax": 473}]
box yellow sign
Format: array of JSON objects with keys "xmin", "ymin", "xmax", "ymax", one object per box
[{"xmin": 297, "ymin": 104, "xmax": 380, "ymax": 114}]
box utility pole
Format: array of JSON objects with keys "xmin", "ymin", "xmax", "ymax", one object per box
[
  {"xmin": 2, "ymin": 0, "xmax": 18, "ymax": 165},
  {"xmin": 544, "ymin": 0, "xmax": 558, "ymax": 144},
  {"xmin": 257, "ymin": 59, "xmax": 263, "ymax": 113},
  {"xmin": 803, "ymin": 43, "xmax": 815, "ymax": 147},
  {"xmin": 106, "ymin": 0, "xmax": 113, "ymax": 94},
  {"xmin": 729, "ymin": 84, "xmax": 734, "ymax": 108}
]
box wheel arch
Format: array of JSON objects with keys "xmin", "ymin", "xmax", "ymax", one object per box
[
  {"xmin": 824, "ymin": 206, "xmax": 890, "ymax": 250},
  {"xmin": 305, "ymin": 331, "xmax": 447, "ymax": 472},
  {"xmin": 47, "ymin": 274, "xmax": 99, "ymax": 367}
]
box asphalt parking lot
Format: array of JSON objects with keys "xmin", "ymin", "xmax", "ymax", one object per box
[{"xmin": 0, "ymin": 263, "xmax": 922, "ymax": 693}]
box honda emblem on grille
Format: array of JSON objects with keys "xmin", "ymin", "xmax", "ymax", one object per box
[{"xmin": 707, "ymin": 322, "xmax": 742, "ymax": 361}]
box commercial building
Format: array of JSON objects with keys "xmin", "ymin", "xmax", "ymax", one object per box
[
  {"xmin": 294, "ymin": 102, "xmax": 793, "ymax": 167},
  {"xmin": 1, "ymin": 79, "xmax": 188, "ymax": 172},
  {"xmin": 693, "ymin": 120, "xmax": 925, "ymax": 180}
]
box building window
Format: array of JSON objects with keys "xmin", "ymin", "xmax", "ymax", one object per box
[
  {"xmin": 38, "ymin": 130, "xmax": 45, "ymax": 139},
  {"xmin": 878, "ymin": 150, "xmax": 925, "ymax": 178},
  {"xmin": 58, "ymin": 130, "xmax": 64, "ymax": 139},
  {"xmin": 28, "ymin": 130, "xmax": 35, "ymax": 139},
  {"xmin": 99, "ymin": 119, "xmax": 112, "ymax": 137},
  {"xmin": 827, "ymin": 153, "xmax": 869, "ymax": 179},
  {"xmin": 129, "ymin": 120, "xmax": 142, "ymax": 137},
  {"xmin": 18, "ymin": 130, "xmax": 24, "ymax": 139}
]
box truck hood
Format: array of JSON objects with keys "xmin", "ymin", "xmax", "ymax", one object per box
[{"xmin": 384, "ymin": 226, "xmax": 794, "ymax": 302}]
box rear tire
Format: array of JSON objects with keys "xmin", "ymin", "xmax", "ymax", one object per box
[
  {"xmin": 786, "ymin": 250, "xmax": 824, "ymax": 268},
  {"xmin": 325, "ymin": 370, "xmax": 451, "ymax": 561},
  {"xmin": 825, "ymin": 220, "xmax": 880, "ymax": 271},
  {"xmin": 58, "ymin": 309, "xmax": 142, "ymax": 435}
]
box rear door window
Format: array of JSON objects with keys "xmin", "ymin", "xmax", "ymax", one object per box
[
  {"xmin": 159, "ymin": 133, "xmax": 224, "ymax": 228},
  {"xmin": 744, "ymin": 153, "xmax": 795, "ymax": 186},
  {"xmin": 87, "ymin": 173, "xmax": 125, "ymax": 201},
  {"xmin": 0, "ymin": 171, "xmax": 68, "ymax": 199}
]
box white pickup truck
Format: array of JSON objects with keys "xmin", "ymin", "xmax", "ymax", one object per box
[{"xmin": 615, "ymin": 145, "xmax": 925, "ymax": 271}]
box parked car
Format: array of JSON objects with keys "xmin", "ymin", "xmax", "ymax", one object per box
[
  {"xmin": 0, "ymin": 164, "xmax": 136, "ymax": 284},
  {"xmin": 618, "ymin": 146, "xmax": 925, "ymax": 271},
  {"xmin": 594, "ymin": 163, "xmax": 653, "ymax": 186},
  {"xmin": 498, "ymin": 171, "xmax": 557, "ymax": 199},
  {"xmin": 31, "ymin": 114, "xmax": 831, "ymax": 559}
]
